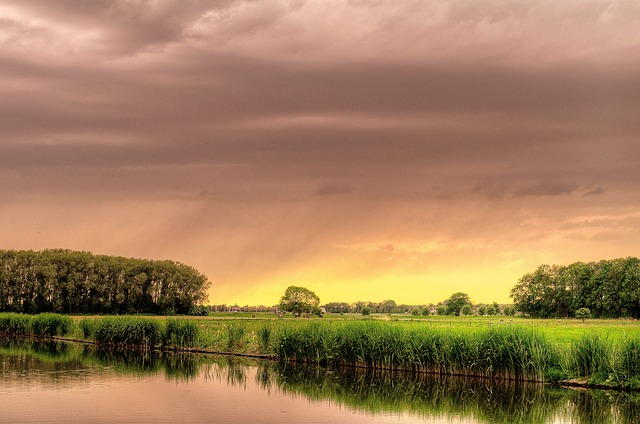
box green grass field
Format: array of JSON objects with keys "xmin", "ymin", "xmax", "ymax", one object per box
[
  {"xmin": 66, "ymin": 312, "xmax": 640, "ymax": 354},
  {"xmin": 67, "ymin": 312, "xmax": 640, "ymax": 352}
]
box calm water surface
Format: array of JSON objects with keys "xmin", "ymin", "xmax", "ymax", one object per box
[{"xmin": 1, "ymin": 339, "xmax": 639, "ymax": 423}]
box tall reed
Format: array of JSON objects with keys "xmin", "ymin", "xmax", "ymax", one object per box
[
  {"xmin": 79, "ymin": 317, "xmax": 94, "ymax": 338},
  {"xmin": 91, "ymin": 316, "xmax": 161, "ymax": 348},
  {"xmin": 276, "ymin": 321, "xmax": 558, "ymax": 381},
  {"xmin": 163, "ymin": 318, "xmax": 199, "ymax": 348},
  {"xmin": 569, "ymin": 332, "xmax": 611, "ymax": 378},
  {"xmin": 258, "ymin": 324, "xmax": 273, "ymax": 353},
  {"xmin": 30, "ymin": 313, "xmax": 73, "ymax": 337},
  {"xmin": 226, "ymin": 321, "xmax": 246, "ymax": 351},
  {"xmin": 616, "ymin": 336, "xmax": 640, "ymax": 386},
  {"xmin": 0, "ymin": 313, "xmax": 31, "ymax": 335}
]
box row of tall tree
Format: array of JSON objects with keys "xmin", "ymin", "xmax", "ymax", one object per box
[
  {"xmin": 0, "ymin": 249, "xmax": 211, "ymax": 315},
  {"xmin": 323, "ymin": 299, "xmax": 416, "ymax": 314},
  {"xmin": 322, "ymin": 294, "xmax": 511, "ymax": 316},
  {"xmin": 510, "ymin": 257, "xmax": 640, "ymax": 318}
]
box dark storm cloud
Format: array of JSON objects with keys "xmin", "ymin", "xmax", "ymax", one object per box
[{"xmin": 2, "ymin": 54, "xmax": 638, "ymax": 166}]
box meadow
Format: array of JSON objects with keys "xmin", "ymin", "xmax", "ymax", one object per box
[{"xmin": 175, "ymin": 313, "xmax": 640, "ymax": 352}]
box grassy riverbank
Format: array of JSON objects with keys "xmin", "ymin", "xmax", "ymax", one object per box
[
  {"xmin": 2, "ymin": 312, "xmax": 640, "ymax": 388},
  {"xmin": 275, "ymin": 320, "xmax": 640, "ymax": 388}
]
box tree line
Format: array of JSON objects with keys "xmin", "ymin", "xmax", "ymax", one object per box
[
  {"xmin": 322, "ymin": 293, "xmax": 513, "ymax": 317},
  {"xmin": 0, "ymin": 249, "xmax": 210, "ymax": 315},
  {"xmin": 510, "ymin": 257, "xmax": 640, "ymax": 318}
]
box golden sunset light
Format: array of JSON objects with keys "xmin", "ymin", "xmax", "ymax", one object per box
[{"xmin": 2, "ymin": 1, "xmax": 639, "ymax": 308}]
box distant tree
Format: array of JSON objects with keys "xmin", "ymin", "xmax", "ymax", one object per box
[
  {"xmin": 575, "ymin": 307, "xmax": 591, "ymax": 322},
  {"xmin": 279, "ymin": 286, "xmax": 320, "ymax": 317},
  {"xmin": 503, "ymin": 305, "xmax": 515, "ymax": 316},
  {"xmin": 378, "ymin": 299, "xmax": 398, "ymax": 313},
  {"xmin": 411, "ymin": 307, "xmax": 420, "ymax": 316},
  {"xmin": 478, "ymin": 305, "xmax": 487, "ymax": 316},
  {"xmin": 421, "ymin": 307, "xmax": 430, "ymax": 316},
  {"xmin": 446, "ymin": 292, "xmax": 471, "ymax": 316},
  {"xmin": 351, "ymin": 301, "xmax": 367, "ymax": 314},
  {"xmin": 436, "ymin": 306, "xmax": 447, "ymax": 316},
  {"xmin": 361, "ymin": 306, "xmax": 371, "ymax": 316},
  {"xmin": 323, "ymin": 302, "xmax": 351, "ymax": 314},
  {"xmin": 188, "ymin": 305, "xmax": 209, "ymax": 316},
  {"xmin": 461, "ymin": 304, "xmax": 472, "ymax": 316}
]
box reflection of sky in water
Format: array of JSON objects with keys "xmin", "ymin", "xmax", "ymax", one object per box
[
  {"xmin": 1, "ymin": 342, "xmax": 638, "ymax": 424},
  {"xmin": 0, "ymin": 345, "xmax": 460, "ymax": 424},
  {"xmin": 1, "ymin": 367, "xmax": 445, "ymax": 424}
]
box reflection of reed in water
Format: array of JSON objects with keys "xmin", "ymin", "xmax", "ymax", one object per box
[
  {"xmin": 562, "ymin": 389, "xmax": 640, "ymax": 424},
  {"xmin": 1, "ymin": 338, "xmax": 207, "ymax": 383},
  {"xmin": 255, "ymin": 362, "xmax": 640, "ymax": 424},
  {"xmin": 0, "ymin": 339, "xmax": 97, "ymax": 390},
  {"xmin": 200, "ymin": 357, "xmax": 249, "ymax": 389}
]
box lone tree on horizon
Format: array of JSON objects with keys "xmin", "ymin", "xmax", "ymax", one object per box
[
  {"xmin": 279, "ymin": 285, "xmax": 321, "ymax": 317},
  {"xmin": 446, "ymin": 292, "xmax": 471, "ymax": 316}
]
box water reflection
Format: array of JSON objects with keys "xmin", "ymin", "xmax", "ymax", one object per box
[
  {"xmin": 1, "ymin": 338, "xmax": 639, "ymax": 424},
  {"xmin": 259, "ymin": 364, "xmax": 640, "ymax": 424}
]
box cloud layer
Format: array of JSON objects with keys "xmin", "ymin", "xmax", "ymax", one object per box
[{"xmin": 1, "ymin": 0, "xmax": 639, "ymax": 305}]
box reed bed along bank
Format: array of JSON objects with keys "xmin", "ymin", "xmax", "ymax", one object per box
[
  {"xmin": 276, "ymin": 321, "xmax": 558, "ymax": 381},
  {"xmin": 0, "ymin": 313, "xmax": 200, "ymax": 350},
  {"xmin": 79, "ymin": 316, "xmax": 201, "ymax": 349},
  {"xmin": 0, "ymin": 312, "xmax": 73, "ymax": 338},
  {"xmin": 274, "ymin": 321, "xmax": 640, "ymax": 388},
  {"xmin": 2, "ymin": 313, "xmax": 640, "ymax": 387}
]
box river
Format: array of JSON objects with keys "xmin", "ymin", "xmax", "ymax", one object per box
[{"xmin": 0, "ymin": 339, "xmax": 638, "ymax": 423}]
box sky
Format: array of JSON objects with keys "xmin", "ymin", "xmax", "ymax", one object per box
[{"xmin": 1, "ymin": 0, "xmax": 639, "ymax": 307}]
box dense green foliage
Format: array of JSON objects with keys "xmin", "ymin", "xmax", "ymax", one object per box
[
  {"xmin": 618, "ymin": 337, "xmax": 640, "ymax": 386},
  {"xmin": 279, "ymin": 286, "xmax": 321, "ymax": 316},
  {"xmin": 80, "ymin": 316, "xmax": 200, "ymax": 348},
  {"xmin": 163, "ymin": 318, "xmax": 200, "ymax": 347},
  {"xmin": 274, "ymin": 320, "xmax": 640, "ymax": 387},
  {"xmin": 323, "ymin": 294, "xmax": 506, "ymax": 317},
  {"xmin": 0, "ymin": 313, "xmax": 32, "ymax": 335},
  {"xmin": 30, "ymin": 313, "xmax": 73, "ymax": 337},
  {"xmin": 511, "ymin": 257, "xmax": 640, "ymax": 318},
  {"xmin": 0, "ymin": 313, "xmax": 72, "ymax": 337},
  {"xmin": 0, "ymin": 249, "xmax": 210, "ymax": 315},
  {"xmin": 83, "ymin": 316, "xmax": 162, "ymax": 347},
  {"xmin": 570, "ymin": 333, "xmax": 611, "ymax": 378},
  {"xmin": 277, "ymin": 322, "xmax": 558, "ymax": 381},
  {"xmin": 575, "ymin": 307, "xmax": 591, "ymax": 322},
  {"xmin": 446, "ymin": 292, "xmax": 471, "ymax": 316}
]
